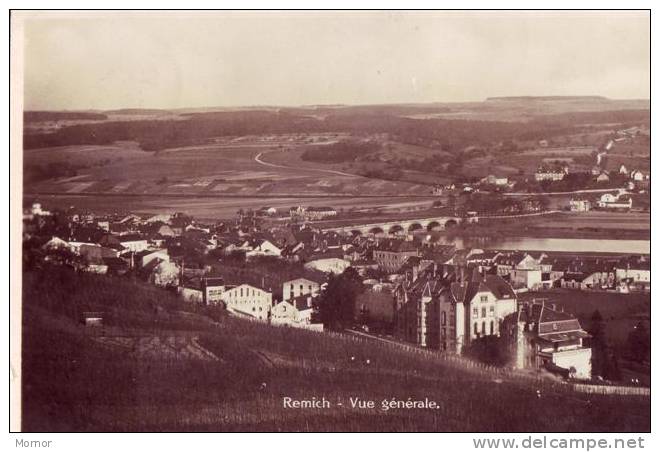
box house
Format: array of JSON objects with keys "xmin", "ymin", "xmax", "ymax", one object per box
[
  {"xmin": 502, "ymin": 302, "xmax": 591, "ymax": 379},
  {"xmin": 493, "ymin": 252, "xmax": 541, "ymax": 277},
  {"xmin": 480, "ymin": 175, "xmax": 509, "ymax": 186},
  {"xmin": 304, "ymin": 257, "xmax": 351, "ymax": 274},
  {"xmin": 509, "ymin": 268, "xmax": 544, "ymax": 290},
  {"xmin": 393, "ymin": 263, "xmax": 452, "ymax": 348},
  {"xmin": 244, "ymin": 239, "xmax": 282, "ymax": 259},
  {"xmin": 23, "ymin": 202, "xmax": 52, "ymax": 220},
  {"xmin": 466, "ymin": 250, "xmax": 502, "ymax": 272},
  {"xmin": 619, "ymin": 164, "xmax": 629, "ymax": 175},
  {"xmin": 290, "ymin": 206, "xmax": 338, "ymax": 221},
  {"xmin": 146, "ymin": 214, "xmax": 172, "ymax": 224},
  {"xmin": 219, "ymin": 283, "xmax": 272, "ymax": 321},
  {"xmin": 534, "ymin": 165, "xmax": 566, "ymax": 182},
  {"xmin": 615, "ymin": 256, "xmax": 650, "ymax": 290},
  {"xmin": 597, "ymin": 192, "xmax": 632, "ymax": 210},
  {"xmin": 270, "ymin": 295, "xmax": 319, "ymax": 329},
  {"xmin": 78, "ymin": 244, "xmax": 120, "ymax": 263},
  {"xmin": 135, "ymin": 248, "xmax": 169, "ymax": 268},
  {"xmin": 372, "ymin": 239, "xmax": 419, "ymax": 273},
  {"xmin": 569, "ymin": 198, "xmax": 591, "ymax": 212},
  {"xmin": 42, "ymin": 236, "xmax": 71, "ymax": 251},
  {"xmin": 118, "ymin": 234, "xmax": 149, "ymax": 252},
  {"xmin": 438, "ymin": 274, "xmax": 517, "ymax": 353},
  {"xmin": 595, "ymin": 171, "xmax": 610, "ymax": 183},
  {"xmin": 257, "ymin": 206, "xmax": 278, "ymax": 216},
  {"xmin": 282, "ymin": 277, "xmax": 322, "ymax": 301},
  {"xmin": 202, "ymin": 277, "xmax": 226, "ymax": 304},
  {"xmin": 177, "ymin": 276, "xmax": 225, "ymax": 302},
  {"xmin": 630, "ymin": 170, "xmax": 646, "ymax": 181}
]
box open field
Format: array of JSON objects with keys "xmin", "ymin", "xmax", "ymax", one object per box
[
  {"xmin": 24, "ymin": 140, "xmax": 435, "ymax": 199},
  {"xmin": 460, "ymin": 212, "xmax": 650, "ymax": 240},
  {"xmin": 518, "ymin": 211, "xmax": 650, "ymax": 231},
  {"xmin": 24, "ymin": 193, "xmax": 438, "ymax": 221},
  {"xmin": 22, "ymin": 268, "xmax": 650, "ymax": 432}
]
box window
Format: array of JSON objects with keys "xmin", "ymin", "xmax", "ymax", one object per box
[
  {"xmin": 481, "ymin": 307, "xmax": 486, "ymax": 318},
  {"xmin": 300, "ymin": 284, "xmax": 303, "ymax": 293},
  {"xmin": 473, "ymin": 308, "xmax": 478, "ymax": 317},
  {"xmin": 474, "ymin": 322, "xmax": 479, "ymax": 335},
  {"xmin": 441, "ymin": 312, "xmax": 446, "ymax": 325},
  {"xmin": 480, "ymin": 295, "xmax": 488, "ymax": 302},
  {"xmin": 489, "ymin": 306, "xmax": 495, "ymax": 316},
  {"xmin": 481, "ymin": 322, "xmax": 486, "ymax": 334},
  {"xmin": 490, "ymin": 321, "xmax": 494, "ymax": 335}
]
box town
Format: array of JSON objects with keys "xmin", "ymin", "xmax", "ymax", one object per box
[
  {"xmin": 13, "ymin": 9, "xmax": 652, "ymax": 434},
  {"xmin": 23, "ymin": 193, "xmax": 650, "ymax": 384}
]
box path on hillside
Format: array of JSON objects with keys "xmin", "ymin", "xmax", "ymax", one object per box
[
  {"xmin": 503, "ymin": 188, "xmax": 624, "ymax": 197},
  {"xmin": 254, "ymin": 150, "xmax": 369, "ymax": 178}
]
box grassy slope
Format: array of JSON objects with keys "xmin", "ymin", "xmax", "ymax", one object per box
[{"xmin": 21, "ymin": 268, "xmax": 650, "ymax": 432}]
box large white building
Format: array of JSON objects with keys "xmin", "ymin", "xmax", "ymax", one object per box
[
  {"xmin": 438, "ymin": 275, "xmax": 518, "ymax": 353},
  {"xmin": 282, "ymin": 277, "xmax": 321, "ymax": 301},
  {"xmin": 219, "ymin": 283, "xmax": 272, "ymax": 321}
]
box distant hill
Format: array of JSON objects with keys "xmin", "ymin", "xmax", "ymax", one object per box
[
  {"xmin": 104, "ymin": 108, "xmax": 172, "ymax": 115},
  {"xmin": 24, "ymin": 111, "xmax": 108, "ymax": 122},
  {"xmin": 486, "ymin": 96, "xmax": 610, "ymax": 102}
]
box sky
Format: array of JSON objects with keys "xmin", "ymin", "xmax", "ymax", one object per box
[{"xmin": 17, "ymin": 11, "xmax": 650, "ymax": 110}]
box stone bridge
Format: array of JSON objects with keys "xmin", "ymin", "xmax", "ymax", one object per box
[{"xmin": 322, "ymin": 216, "xmax": 473, "ymax": 235}]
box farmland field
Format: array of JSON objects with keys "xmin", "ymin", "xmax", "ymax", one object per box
[{"xmin": 24, "ymin": 139, "xmax": 436, "ymax": 201}]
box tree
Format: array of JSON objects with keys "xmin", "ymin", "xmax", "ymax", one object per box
[
  {"xmin": 314, "ymin": 267, "xmax": 364, "ymax": 330},
  {"xmin": 625, "ymin": 321, "xmax": 650, "ymax": 364},
  {"xmin": 587, "ymin": 310, "xmax": 621, "ymax": 381}
]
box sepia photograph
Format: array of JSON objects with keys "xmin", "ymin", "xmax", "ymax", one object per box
[{"xmin": 9, "ymin": 8, "xmax": 651, "ymax": 436}]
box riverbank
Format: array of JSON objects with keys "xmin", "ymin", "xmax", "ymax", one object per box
[{"xmin": 454, "ymin": 211, "xmax": 650, "ymax": 241}]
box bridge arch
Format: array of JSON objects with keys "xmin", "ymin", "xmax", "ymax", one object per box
[
  {"xmin": 408, "ymin": 222, "xmax": 423, "ymax": 232},
  {"xmin": 427, "ymin": 221, "xmax": 442, "ymax": 231},
  {"xmin": 388, "ymin": 224, "xmax": 405, "ymax": 235},
  {"xmin": 369, "ymin": 226, "xmax": 384, "ymax": 235},
  {"xmin": 350, "ymin": 229, "xmax": 363, "ymax": 236},
  {"xmin": 444, "ymin": 218, "xmax": 458, "ymax": 228}
]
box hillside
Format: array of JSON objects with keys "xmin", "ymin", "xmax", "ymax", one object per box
[{"xmin": 21, "ymin": 267, "xmax": 650, "ymax": 432}]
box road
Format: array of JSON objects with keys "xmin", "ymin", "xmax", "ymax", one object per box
[
  {"xmin": 254, "ymin": 150, "xmax": 371, "ymax": 178},
  {"xmin": 503, "ymin": 188, "xmax": 623, "ymax": 197}
]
